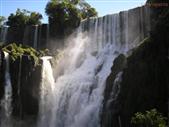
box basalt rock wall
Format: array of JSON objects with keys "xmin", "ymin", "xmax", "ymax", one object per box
[{"xmin": 0, "ymin": 51, "xmax": 42, "ymax": 119}]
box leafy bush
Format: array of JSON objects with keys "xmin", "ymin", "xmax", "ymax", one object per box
[
  {"xmin": 78, "ymin": 0, "xmax": 98, "ymax": 19},
  {"xmin": 131, "ymin": 109, "xmax": 167, "ymax": 127},
  {"xmin": 1, "ymin": 43, "xmax": 48, "ymax": 66}
]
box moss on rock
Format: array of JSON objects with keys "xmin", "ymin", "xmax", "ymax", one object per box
[{"xmin": 1, "ymin": 43, "xmax": 48, "ymax": 66}]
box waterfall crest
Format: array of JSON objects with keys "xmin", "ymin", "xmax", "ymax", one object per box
[
  {"xmin": 38, "ymin": 6, "xmax": 150, "ymax": 127},
  {"xmin": 38, "ymin": 56, "xmax": 55, "ymax": 127}
]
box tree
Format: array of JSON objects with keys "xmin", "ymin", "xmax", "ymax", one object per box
[
  {"xmin": 78, "ymin": 0, "xmax": 98, "ymax": 19},
  {"xmin": 27, "ymin": 12, "xmax": 43, "ymax": 25},
  {"xmin": 7, "ymin": 9, "xmax": 42, "ymax": 27},
  {"xmin": 131, "ymin": 109, "xmax": 167, "ymax": 127},
  {"xmin": 81, "ymin": 7, "xmax": 98, "ymax": 19},
  {"xmin": 6, "ymin": 9, "xmax": 43, "ymax": 43},
  {"xmin": 0, "ymin": 16, "xmax": 6, "ymax": 26},
  {"xmin": 45, "ymin": 0, "xmax": 98, "ymax": 37}
]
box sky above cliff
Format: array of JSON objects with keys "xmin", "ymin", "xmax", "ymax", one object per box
[{"xmin": 0, "ymin": 0, "xmax": 146, "ymax": 23}]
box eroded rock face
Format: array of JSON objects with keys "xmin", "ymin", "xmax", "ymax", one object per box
[
  {"xmin": 7, "ymin": 27, "xmax": 25, "ymax": 44},
  {"xmin": 102, "ymin": 37, "xmax": 168, "ymax": 127},
  {"xmin": 0, "ymin": 51, "xmax": 5, "ymax": 101},
  {"xmin": 0, "ymin": 52, "xmax": 42, "ymax": 119},
  {"xmin": 120, "ymin": 38, "xmax": 168, "ymax": 126},
  {"xmin": 23, "ymin": 24, "xmax": 49, "ymax": 50},
  {"xmin": 101, "ymin": 54, "xmax": 127, "ymax": 127},
  {"xmin": 101, "ymin": 2, "xmax": 168, "ymax": 127}
]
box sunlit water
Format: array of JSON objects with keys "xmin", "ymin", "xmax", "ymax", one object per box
[
  {"xmin": 37, "ymin": 56, "xmax": 55, "ymax": 127},
  {"xmin": 0, "ymin": 6, "xmax": 150, "ymax": 127},
  {"xmin": 37, "ymin": 6, "xmax": 150, "ymax": 127},
  {"xmin": 0, "ymin": 26, "xmax": 8, "ymax": 43}
]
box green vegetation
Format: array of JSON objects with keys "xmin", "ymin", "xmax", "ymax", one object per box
[
  {"xmin": 46, "ymin": 0, "xmax": 97, "ymax": 20},
  {"xmin": 78, "ymin": 0, "xmax": 98, "ymax": 19},
  {"xmin": 0, "ymin": 16, "xmax": 6, "ymax": 27},
  {"xmin": 1, "ymin": 43, "xmax": 48, "ymax": 66},
  {"xmin": 131, "ymin": 109, "xmax": 167, "ymax": 127},
  {"xmin": 45, "ymin": 0, "xmax": 97, "ymax": 36},
  {"xmin": 7, "ymin": 9, "xmax": 42, "ymax": 27},
  {"xmin": 5, "ymin": 9, "xmax": 43, "ymax": 43}
]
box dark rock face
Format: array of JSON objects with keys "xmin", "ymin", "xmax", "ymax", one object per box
[
  {"xmin": 19, "ymin": 56, "xmax": 41, "ymax": 117},
  {"xmin": 23, "ymin": 25, "xmax": 37, "ymax": 48},
  {"xmin": 7, "ymin": 27, "xmax": 25, "ymax": 44},
  {"xmin": 101, "ymin": 54, "xmax": 127, "ymax": 127},
  {"xmin": 23, "ymin": 24, "xmax": 49, "ymax": 50},
  {"xmin": 2, "ymin": 24, "xmax": 49, "ymax": 50},
  {"xmin": 0, "ymin": 53, "xmax": 42, "ymax": 119},
  {"xmin": 38, "ymin": 24, "xmax": 49, "ymax": 49},
  {"xmin": 0, "ymin": 51, "xmax": 5, "ymax": 101},
  {"xmin": 119, "ymin": 38, "xmax": 168, "ymax": 126},
  {"xmin": 102, "ymin": 37, "xmax": 168, "ymax": 127},
  {"xmin": 101, "ymin": 3, "xmax": 169, "ymax": 127},
  {"xmin": 49, "ymin": 17, "xmax": 64, "ymax": 39}
]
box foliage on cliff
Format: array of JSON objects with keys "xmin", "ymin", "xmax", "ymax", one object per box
[
  {"xmin": 45, "ymin": 0, "xmax": 97, "ymax": 37},
  {"xmin": 1, "ymin": 43, "xmax": 48, "ymax": 65},
  {"xmin": 131, "ymin": 109, "xmax": 167, "ymax": 127},
  {"xmin": 7, "ymin": 9, "xmax": 43, "ymax": 27}
]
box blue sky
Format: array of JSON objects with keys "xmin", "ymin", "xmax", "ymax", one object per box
[{"xmin": 0, "ymin": 0, "xmax": 146, "ymax": 23}]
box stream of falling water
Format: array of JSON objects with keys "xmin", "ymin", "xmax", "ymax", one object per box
[
  {"xmin": 0, "ymin": 26, "xmax": 8, "ymax": 43},
  {"xmin": 33, "ymin": 25, "xmax": 38, "ymax": 49},
  {"xmin": 37, "ymin": 6, "xmax": 151, "ymax": 127},
  {"xmin": 0, "ymin": 6, "xmax": 151, "ymax": 127},
  {"xmin": 37, "ymin": 29, "xmax": 122, "ymax": 127},
  {"xmin": 37, "ymin": 56, "xmax": 55, "ymax": 127},
  {"xmin": 0, "ymin": 52, "xmax": 12, "ymax": 127}
]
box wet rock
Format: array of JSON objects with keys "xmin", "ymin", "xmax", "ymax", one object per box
[
  {"xmin": 7, "ymin": 55, "xmax": 42, "ymax": 119},
  {"xmin": 0, "ymin": 51, "xmax": 5, "ymax": 101},
  {"xmin": 101, "ymin": 54, "xmax": 127, "ymax": 127}
]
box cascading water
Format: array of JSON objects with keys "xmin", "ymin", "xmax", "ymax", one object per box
[
  {"xmin": 0, "ymin": 52, "xmax": 12, "ymax": 127},
  {"xmin": 38, "ymin": 56, "xmax": 55, "ymax": 127},
  {"xmin": 37, "ymin": 6, "xmax": 150, "ymax": 127},
  {"xmin": 33, "ymin": 25, "xmax": 38, "ymax": 49},
  {"xmin": 0, "ymin": 26, "xmax": 8, "ymax": 43},
  {"xmin": 109, "ymin": 72, "xmax": 123, "ymax": 103},
  {"xmin": 38, "ymin": 35, "xmax": 119, "ymax": 127}
]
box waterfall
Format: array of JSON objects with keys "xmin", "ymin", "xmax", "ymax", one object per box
[
  {"xmin": 37, "ymin": 6, "xmax": 150, "ymax": 127},
  {"xmin": 110, "ymin": 72, "xmax": 123, "ymax": 102},
  {"xmin": 38, "ymin": 36, "xmax": 118, "ymax": 127},
  {"xmin": 107, "ymin": 71, "xmax": 123, "ymax": 108},
  {"xmin": 0, "ymin": 26, "xmax": 8, "ymax": 43},
  {"xmin": 38, "ymin": 56, "xmax": 55, "ymax": 127},
  {"xmin": 0, "ymin": 52, "xmax": 12, "ymax": 127},
  {"xmin": 33, "ymin": 25, "xmax": 38, "ymax": 49}
]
